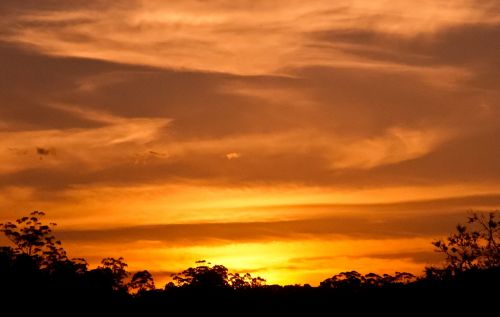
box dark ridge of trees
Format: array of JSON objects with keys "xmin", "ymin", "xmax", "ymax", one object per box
[
  {"xmin": 319, "ymin": 271, "xmax": 417, "ymax": 289},
  {"xmin": 170, "ymin": 260, "xmax": 266, "ymax": 290},
  {"xmin": 0, "ymin": 211, "xmax": 498, "ymax": 314}
]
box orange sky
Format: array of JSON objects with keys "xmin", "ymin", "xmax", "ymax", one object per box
[{"xmin": 1, "ymin": 0, "xmax": 500, "ymax": 286}]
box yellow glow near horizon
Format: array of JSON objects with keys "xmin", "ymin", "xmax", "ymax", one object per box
[{"xmin": 59, "ymin": 237, "xmax": 436, "ymax": 286}]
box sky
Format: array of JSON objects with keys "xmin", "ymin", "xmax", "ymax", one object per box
[{"xmin": 1, "ymin": 0, "xmax": 500, "ymax": 286}]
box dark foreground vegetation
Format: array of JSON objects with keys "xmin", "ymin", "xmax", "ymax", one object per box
[{"xmin": 0, "ymin": 211, "xmax": 498, "ymax": 314}]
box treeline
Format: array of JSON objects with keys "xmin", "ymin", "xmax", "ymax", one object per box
[{"xmin": 0, "ymin": 211, "xmax": 498, "ymax": 314}]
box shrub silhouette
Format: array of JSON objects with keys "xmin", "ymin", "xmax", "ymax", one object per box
[{"xmin": 426, "ymin": 212, "xmax": 499, "ymax": 279}]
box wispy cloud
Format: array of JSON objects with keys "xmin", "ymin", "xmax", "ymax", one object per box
[
  {"xmin": 2, "ymin": 0, "xmax": 498, "ymax": 75},
  {"xmin": 330, "ymin": 126, "xmax": 453, "ymax": 169},
  {"xmin": 0, "ymin": 107, "xmax": 170, "ymax": 174}
]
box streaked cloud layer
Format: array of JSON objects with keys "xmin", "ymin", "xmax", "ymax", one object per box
[{"xmin": 0, "ymin": 0, "xmax": 499, "ymax": 285}]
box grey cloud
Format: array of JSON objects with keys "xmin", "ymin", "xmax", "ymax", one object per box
[
  {"xmin": 0, "ymin": 41, "xmax": 298, "ymax": 138},
  {"xmin": 288, "ymin": 251, "xmax": 443, "ymax": 267},
  {"xmin": 36, "ymin": 147, "xmax": 52, "ymax": 156},
  {"xmin": 0, "ymin": 43, "xmax": 121, "ymax": 130},
  {"xmin": 314, "ymin": 22, "xmax": 500, "ymax": 89},
  {"xmin": 0, "ymin": 0, "xmax": 113, "ymax": 14},
  {"xmin": 362, "ymin": 251, "xmax": 443, "ymax": 264}
]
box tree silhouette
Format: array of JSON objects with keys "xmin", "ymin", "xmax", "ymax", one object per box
[
  {"xmin": 320, "ymin": 271, "xmax": 416, "ymax": 289},
  {"xmin": 320, "ymin": 271, "xmax": 365, "ymax": 289},
  {"xmin": 228, "ymin": 272, "xmax": 266, "ymax": 289},
  {"xmin": 364, "ymin": 273, "xmax": 383, "ymax": 287},
  {"xmin": 1, "ymin": 210, "xmax": 498, "ymax": 313},
  {"xmin": 170, "ymin": 260, "xmax": 266, "ymax": 290},
  {"xmin": 172, "ymin": 261, "xmax": 229, "ymax": 289},
  {"xmin": 428, "ymin": 212, "xmax": 499, "ymax": 278},
  {"xmin": 129, "ymin": 270, "xmax": 155, "ymax": 293},
  {"xmin": 0, "ymin": 211, "xmax": 71, "ymax": 270},
  {"xmin": 391, "ymin": 271, "xmax": 417, "ymax": 284},
  {"xmin": 98, "ymin": 257, "xmax": 130, "ymax": 291}
]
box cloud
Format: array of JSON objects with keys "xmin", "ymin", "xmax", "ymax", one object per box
[
  {"xmin": 361, "ymin": 251, "xmax": 443, "ymax": 264},
  {"xmin": 1, "ymin": 0, "xmax": 498, "ymax": 75},
  {"xmin": 226, "ymin": 152, "xmax": 240, "ymax": 160},
  {"xmin": 0, "ymin": 107, "xmax": 170, "ymax": 175},
  {"xmin": 287, "ymin": 250, "xmax": 443, "ymax": 270},
  {"xmin": 36, "ymin": 147, "xmax": 53, "ymax": 156},
  {"xmin": 313, "ymin": 22, "xmax": 500, "ymax": 90},
  {"xmin": 330, "ymin": 127, "xmax": 453, "ymax": 169},
  {"xmin": 1, "ymin": 22, "xmax": 497, "ymax": 189},
  {"xmin": 54, "ymin": 202, "xmax": 499, "ymax": 246}
]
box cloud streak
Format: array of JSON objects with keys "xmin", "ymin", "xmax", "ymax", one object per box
[
  {"xmin": 2, "ymin": 0, "xmax": 499, "ymax": 74},
  {"xmin": 55, "ymin": 208, "xmax": 485, "ymax": 246}
]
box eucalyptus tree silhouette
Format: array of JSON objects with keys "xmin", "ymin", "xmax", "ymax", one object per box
[
  {"xmin": 0, "ymin": 211, "xmax": 91, "ymax": 305},
  {"xmin": 172, "ymin": 261, "xmax": 229, "ymax": 289},
  {"xmin": 0, "ymin": 211, "xmax": 73, "ymax": 271},
  {"xmin": 320, "ymin": 271, "xmax": 416, "ymax": 289},
  {"xmin": 170, "ymin": 260, "xmax": 266, "ymax": 289},
  {"xmin": 426, "ymin": 212, "xmax": 499, "ymax": 278},
  {"xmin": 1, "ymin": 211, "xmax": 58, "ymax": 255},
  {"xmin": 98, "ymin": 257, "xmax": 130, "ymax": 292},
  {"xmin": 129, "ymin": 270, "xmax": 155, "ymax": 293},
  {"xmin": 228, "ymin": 272, "xmax": 266, "ymax": 289},
  {"xmin": 320, "ymin": 271, "xmax": 365, "ymax": 289}
]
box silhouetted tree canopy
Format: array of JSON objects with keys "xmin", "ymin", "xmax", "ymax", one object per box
[
  {"xmin": 426, "ymin": 212, "xmax": 499, "ymax": 279},
  {"xmin": 170, "ymin": 260, "xmax": 266, "ymax": 289},
  {"xmin": 129, "ymin": 270, "xmax": 155, "ymax": 293},
  {"xmin": 171, "ymin": 261, "xmax": 229, "ymax": 288},
  {"xmin": 319, "ymin": 271, "xmax": 416, "ymax": 289},
  {"xmin": 98, "ymin": 257, "xmax": 130, "ymax": 291},
  {"xmin": 0, "ymin": 210, "xmax": 498, "ymax": 314},
  {"xmin": 0, "ymin": 211, "xmax": 68, "ymax": 269},
  {"xmin": 228, "ymin": 272, "xmax": 266, "ymax": 289}
]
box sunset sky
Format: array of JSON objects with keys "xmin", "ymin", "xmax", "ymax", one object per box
[{"xmin": 1, "ymin": 0, "xmax": 500, "ymax": 286}]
